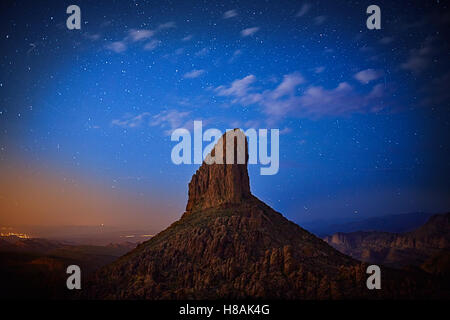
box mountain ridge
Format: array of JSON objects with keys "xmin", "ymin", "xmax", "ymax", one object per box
[
  {"xmin": 323, "ymin": 212, "xmax": 450, "ymax": 274},
  {"xmin": 301, "ymin": 212, "xmax": 435, "ymax": 237},
  {"xmin": 86, "ymin": 130, "xmax": 446, "ymax": 299}
]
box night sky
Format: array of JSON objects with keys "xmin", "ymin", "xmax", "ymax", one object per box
[{"xmin": 0, "ymin": 0, "xmax": 449, "ymax": 229}]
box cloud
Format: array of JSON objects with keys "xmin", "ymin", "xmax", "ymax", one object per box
[
  {"xmin": 105, "ymin": 22, "xmax": 176, "ymax": 54},
  {"xmin": 112, "ymin": 110, "xmax": 192, "ymax": 135},
  {"xmin": 379, "ymin": 37, "xmax": 394, "ymax": 45},
  {"xmin": 359, "ymin": 45, "xmax": 372, "ymax": 53},
  {"xmin": 128, "ymin": 29, "xmax": 154, "ymax": 42},
  {"xmin": 354, "ymin": 69, "xmax": 384, "ymax": 84},
  {"xmin": 293, "ymin": 82, "xmax": 387, "ymax": 117},
  {"xmin": 297, "ymin": 83, "xmax": 356, "ymax": 115},
  {"xmin": 280, "ymin": 127, "xmax": 292, "ymax": 135},
  {"xmin": 223, "ymin": 9, "xmax": 238, "ymax": 19},
  {"xmin": 241, "ymin": 27, "xmax": 260, "ymax": 37},
  {"xmin": 84, "ymin": 33, "xmax": 101, "ymax": 41},
  {"xmin": 182, "ymin": 34, "xmax": 193, "ymax": 41},
  {"xmin": 401, "ymin": 42, "xmax": 433, "ymax": 74},
  {"xmin": 419, "ymin": 71, "xmax": 450, "ymax": 106},
  {"xmin": 157, "ymin": 21, "xmax": 176, "ymax": 30},
  {"xmin": 215, "ymin": 75, "xmax": 257, "ymax": 98},
  {"xmin": 144, "ymin": 39, "xmax": 160, "ymax": 50},
  {"xmin": 150, "ymin": 110, "xmax": 192, "ymax": 134},
  {"xmin": 183, "ymin": 69, "xmax": 205, "ymax": 79},
  {"xmin": 229, "ymin": 49, "xmax": 242, "ymax": 63},
  {"xmin": 271, "ymin": 72, "xmax": 305, "ymax": 99},
  {"xmin": 195, "ymin": 47, "xmax": 209, "ymax": 57},
  {"xmin": 314, "ymin": 66, "xmax": 325, "ymax": 73},
  {"xmin": 314, "ymin": 16, "xmax": 326, "ymax": 25},
  {"xmin": 111, "ymin": 112, "xmax": 151, "ymax": 128},
  {"xmin": 296, "ymin": 3, "xmax": 311, "ymax": 17},
  {"xmin": 215, "ymin": 73, "xmax": 304, "ymax": 108},
  {"xmin": 175, "ymin": 48, "xmax": 184, "ymax": 55},
  {"xmin": 106, "ymin": 41, "xmax": 127, "ymax": 53},
  {"xmin": 106, "ymin": 28, "xmax": 157, "ymax": 53},
  {"xmin": 215, "ymin": 74, "xmax": 295, "ymax": 116},
  {"xmin": 214, "ymin": 73, "xmax": 388, "ymax": 120}
]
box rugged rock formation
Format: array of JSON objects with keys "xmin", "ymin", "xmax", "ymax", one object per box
[
  {"xmin": 323, "ymin": 213, "xmax": 450, "ymax": 275},
  {"xmin": 185, "ymin": 129, "xmax": 251, "ymax": 214},
  {"xmin": 86, "ymin": 130, "xmax": 447, "ymax": 299}
]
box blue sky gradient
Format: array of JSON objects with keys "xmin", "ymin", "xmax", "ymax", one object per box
[{"xmin": 0, "ymin": 0, "xmax": 449, "ymax": 228}]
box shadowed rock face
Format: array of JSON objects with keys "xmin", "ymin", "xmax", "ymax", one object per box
[
  {"xmin": 323, "ymin": 213, "xmax": 450, "ymax": 274},
  {"xmin": 185, "ymin": 129, "xmax": 251, "ymax": 214},
  {"xmin": 86, "ymin": 129, "xmax": 447, "ymax": 299}
]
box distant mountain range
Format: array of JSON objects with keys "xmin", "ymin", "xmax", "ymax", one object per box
[
  {"xmin": 323, "ymin": 212, "xmax": 450, "ymax": 277},
  {"xmin": 300, "ymin": 212, "xmax": 434, "ymax": 237}
]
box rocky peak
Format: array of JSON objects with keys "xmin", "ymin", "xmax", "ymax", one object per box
[
  {"xmin": 185, "ymin": 129, "xmax": 251, "ymax": 214},
  {"xmin": 87, "ymin": 129, "xmax": 445, "ymax": 300}
]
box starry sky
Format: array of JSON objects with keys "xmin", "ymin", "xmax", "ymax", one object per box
[{"xmin": 0, "ymin": 0, "xmax": 449, "ymax": 230}]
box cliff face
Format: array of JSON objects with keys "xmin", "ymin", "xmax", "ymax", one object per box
[
  {"xmin": 185, "ymin": 129, "xmax": 251, "ymax": 214},
  {"xmin": 86, "ymin": 130, "xmax": 446, "ymax": 299},
  {"xmin": 323, "ymin": 213, "xmax": 450, "ymax": 274}
]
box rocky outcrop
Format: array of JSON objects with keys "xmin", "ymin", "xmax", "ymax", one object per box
[
  {"xmin": 185, "ymin": 129, "xmax": 251, "ymax": 214},
  {"xmin": 88, "ymin": 197, "xmax": 444, "ymax": 299},
  {"xmin": 86, "ymin": 130, "xmax": 447, "ymax": 299},
  {"xmin": 323, "ymin": 213, "xmax": 450, "ymax": 274}
]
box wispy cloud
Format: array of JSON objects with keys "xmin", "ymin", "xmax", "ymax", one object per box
[
  {"xmin": 229, "ymin": 49, "xmax": 242, "ymax": 63},
  {"xmin": 215, "ymin": 75, "xmax": 256, "ymax": 98},
  {"xmin": 379, "ymin": 37, "xmax": 394, "ymax": 45},
  {"xmin": 128, "ymin": 29, "xmax": 154, "ymax": 42},
  {"xmin": 280, "ymin": 127, "xmax": 292, "ymax": 135},
  {"xmin": 296, "ymin": 3, "xmax": 311, "ymax": 17},
  {"xmin": 182, "ymin": 34, "xmax": 193, "ymax": 42},
  {"xmin": 271, "ymin": 72, "xmax": 305, "ymax": 99},
  {"xmin": 223, "ymin": 9, "xmax": 238, "ymax": 19},
  {"xmin": 106, "ymin": 23, "xmax": 174, "ymax": 53},
  {"xmin": 157, "ymin": 21, "xmax": 176, "ymax": 30},
  {"xmin": 297, "ymin": 82, "xmax": 385, "ymax": 117},
  {"xmin": 174, "ymin": 48, "xmax": 185, "ymax": 55},
  {"xmin": 195, "ymin": 47, "xmax": 209, "ymax": 57},
  {"xmin": 150, "ymin": 110, "xmax": 192, "ymax": 135},
  {"xmin": 111, "ymin": 112, "xmax": 151, "ymax": 128},
  {"xmin": 183, "ymin": 69, "xmax": 205, "ymax": 79},
  {"xmin": 215, "ymin": 73, "xmax": 388, "ymax": 120},
  {"xmin": 420, "ymin": 71, "xmax": 450, "ymax": 106},
  {"xmin": 314, "ymin": 66, "xmax": 325, "ymax": 73},
  {"xmin": 84, "ymin": 33, "xmax": 101, "ymax": 41},
  {"xmin": 314, "ymin": 16, "xmax": 326, "ymax": 25},
  {"xmin": 106, "ymin": 41, "xmax": 127, "ymax": 53},
  {"xmin": 144, "ymin": 39, "xmax": 160, "ymax": 51},
  {"xmin": 112, "ymin": 110, "xmax": 192, "ymax": 135},
  {"xmin": 241, "ymin": 27, "xmax": 260, "ymax": 37},
  {"xmin": 354, "ymin": 69, "xmax": 384, "ymax": 84},
  {"xmin": 401, "ymin": 39, "xmax": 433, "ymax": 74}
]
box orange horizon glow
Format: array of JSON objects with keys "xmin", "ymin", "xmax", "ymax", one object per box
[{"xmin": 0, "ymin": 157, "xmax": 182, "ymax": 230}]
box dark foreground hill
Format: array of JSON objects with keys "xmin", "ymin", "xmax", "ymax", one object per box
[
  {"xmin": 86, "ymin": 130, "xmax": 447, "ymax": 299},
  {"xmin": 0, "ymin": 236, "xmax": 135, "ymax": 299}
]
